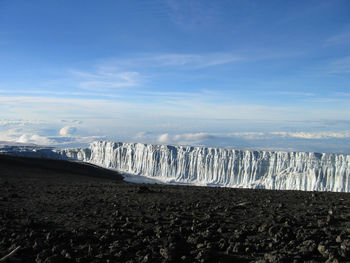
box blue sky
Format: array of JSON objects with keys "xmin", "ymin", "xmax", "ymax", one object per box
[{"xmin": 1, "ymin": 0, "xmax": 350, "ymax": 153}]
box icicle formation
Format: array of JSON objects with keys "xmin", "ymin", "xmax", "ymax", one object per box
[{"xmin": 55, "ymin": 141, "xmax": 350, "ymax": 192}]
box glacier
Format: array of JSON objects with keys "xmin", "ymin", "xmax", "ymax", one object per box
[
  {"xmin": 1, "ymin": 140, "xmax": 350, "ymax": 192},
  {"xmin": 51, "ymin": 141, "xmax": 350, "ymax": 192}
]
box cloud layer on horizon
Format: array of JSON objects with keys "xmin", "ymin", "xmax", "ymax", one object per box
[
  {"xmin": 134, "ymin": 130, "xmax": 350, "ymax": 153},
  {"xmin": 0, "ymin": 119, "xmax": 103, "ymax": 147},
  {"xmin": 1, "ymin": 119, "xmax": 350, "ymax": 153}
]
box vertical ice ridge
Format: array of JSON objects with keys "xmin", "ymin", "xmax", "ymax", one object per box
[{"xmin": 56, "ymin": 141, "xmax": 350, "ymax": 192}]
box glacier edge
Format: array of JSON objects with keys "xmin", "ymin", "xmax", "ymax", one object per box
[{"xmin": 53, "ymin": 141, "xmax": 350, "ymax": 192}]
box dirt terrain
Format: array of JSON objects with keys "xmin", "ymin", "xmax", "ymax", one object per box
[{"xmin": 1, "ymin": 154, "xmax": 350, "ymax": 262}]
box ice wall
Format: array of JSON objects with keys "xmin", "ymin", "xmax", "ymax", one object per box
[{"xmin": 56, "ymin": 141, "xmax": 350, "ymax": 192}]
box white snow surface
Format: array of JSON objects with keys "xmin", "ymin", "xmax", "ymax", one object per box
[{"xmin": 53, "ymin": 141, "xmax": 350, "ymax": 192}]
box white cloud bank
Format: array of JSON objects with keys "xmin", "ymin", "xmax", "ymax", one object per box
[
  {"xmin": 17, "ymin": 134, "xmax": 55, "ymax": 145},
  {"xmin": 158, "ymin": 132, "xmax": 214, "ymax": 144},
  {"xmin": 0, "ymin": 119, "xmax": 102, "ymax": 148},
  {"xmin": 130, "ymin": 130, "xmax": 350, "ymax": 153},
  {"xmin": 269, "ymin": 131, "xmax": 350, "ymax": 139},
  {"xmin": 1, "ymin": 116, "xmax": 350, "ymax": 153},
  {"xmin": 155, "ymin": 131, "xmax": 350, "ymax": 145},
  {"xmin": 59, "ymin": 126, "xmax": 77, "ymax": 136}
]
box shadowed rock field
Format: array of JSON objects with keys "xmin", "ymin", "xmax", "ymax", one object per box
[{"xmin": 1, "ymin": 154, "xmax": 350, "ymax": 263}]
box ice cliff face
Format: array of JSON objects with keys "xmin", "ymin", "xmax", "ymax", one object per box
[{"xmin": 55, "ymin": 141, "xmax": 350, "ymax": 192}]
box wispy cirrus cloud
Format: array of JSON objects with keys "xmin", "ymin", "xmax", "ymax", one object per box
[
  {"xmin": 325, "ymin": 27, "xmax": 350, "ymax": 46},
  {"xmin": 56, "ymin": 52, "xmax": 242, "ymax": 92},
  {"xmin": 32, "ymin": 49, "xmax": 305, "ymax": 96},
  {"xmin": 0, "ymin": 119, "xmax": 45, "ymax": 127},
  {"xmin": 69, "ymin": 68, "xmax": 141, "ymax": 90},
  {"xmin": 271, "ymin": 91, "xmax": 315, "ymax": 97},
  {"xmin": 101, "ymin": 50, "xmax": 302, "ymax": 71},
  {"xmin": 335, "ymin": 92, "xmax": 350, "ymax": 97},
  {"xmin": 0, "ymin": 94, "xmax": 348, "ymax": 124},
  {"xmin": 147, "ymin": 53, "xmax": 241, "ymax": 68},
  {"xmin": 0, "ymin": 89, "xmax": 121, "ymax": 99},
  {"xmin": 162, "ymin": 0, "xmax": 219, "ymax": 30},
  {"xmin": 327, "ymin": 56, "xmax": 350, "ymax": 74},
  {"xmin": 101, "ymin": 52, "xmax": 242, "ymax": 70}
]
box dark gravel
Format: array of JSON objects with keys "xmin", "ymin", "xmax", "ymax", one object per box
[{"xmin": 1, "ymin": 154, "xmax": 350, "ymax": 262}]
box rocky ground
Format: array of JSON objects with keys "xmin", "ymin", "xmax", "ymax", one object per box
[{"xmin": 1, "ymin": 155, "xmax": 350, "ymax": 262}]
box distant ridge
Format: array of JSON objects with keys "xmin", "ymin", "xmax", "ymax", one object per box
[{"xmin": 0, "ymin": 153, "xmax": 124, "ymax": 182}]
